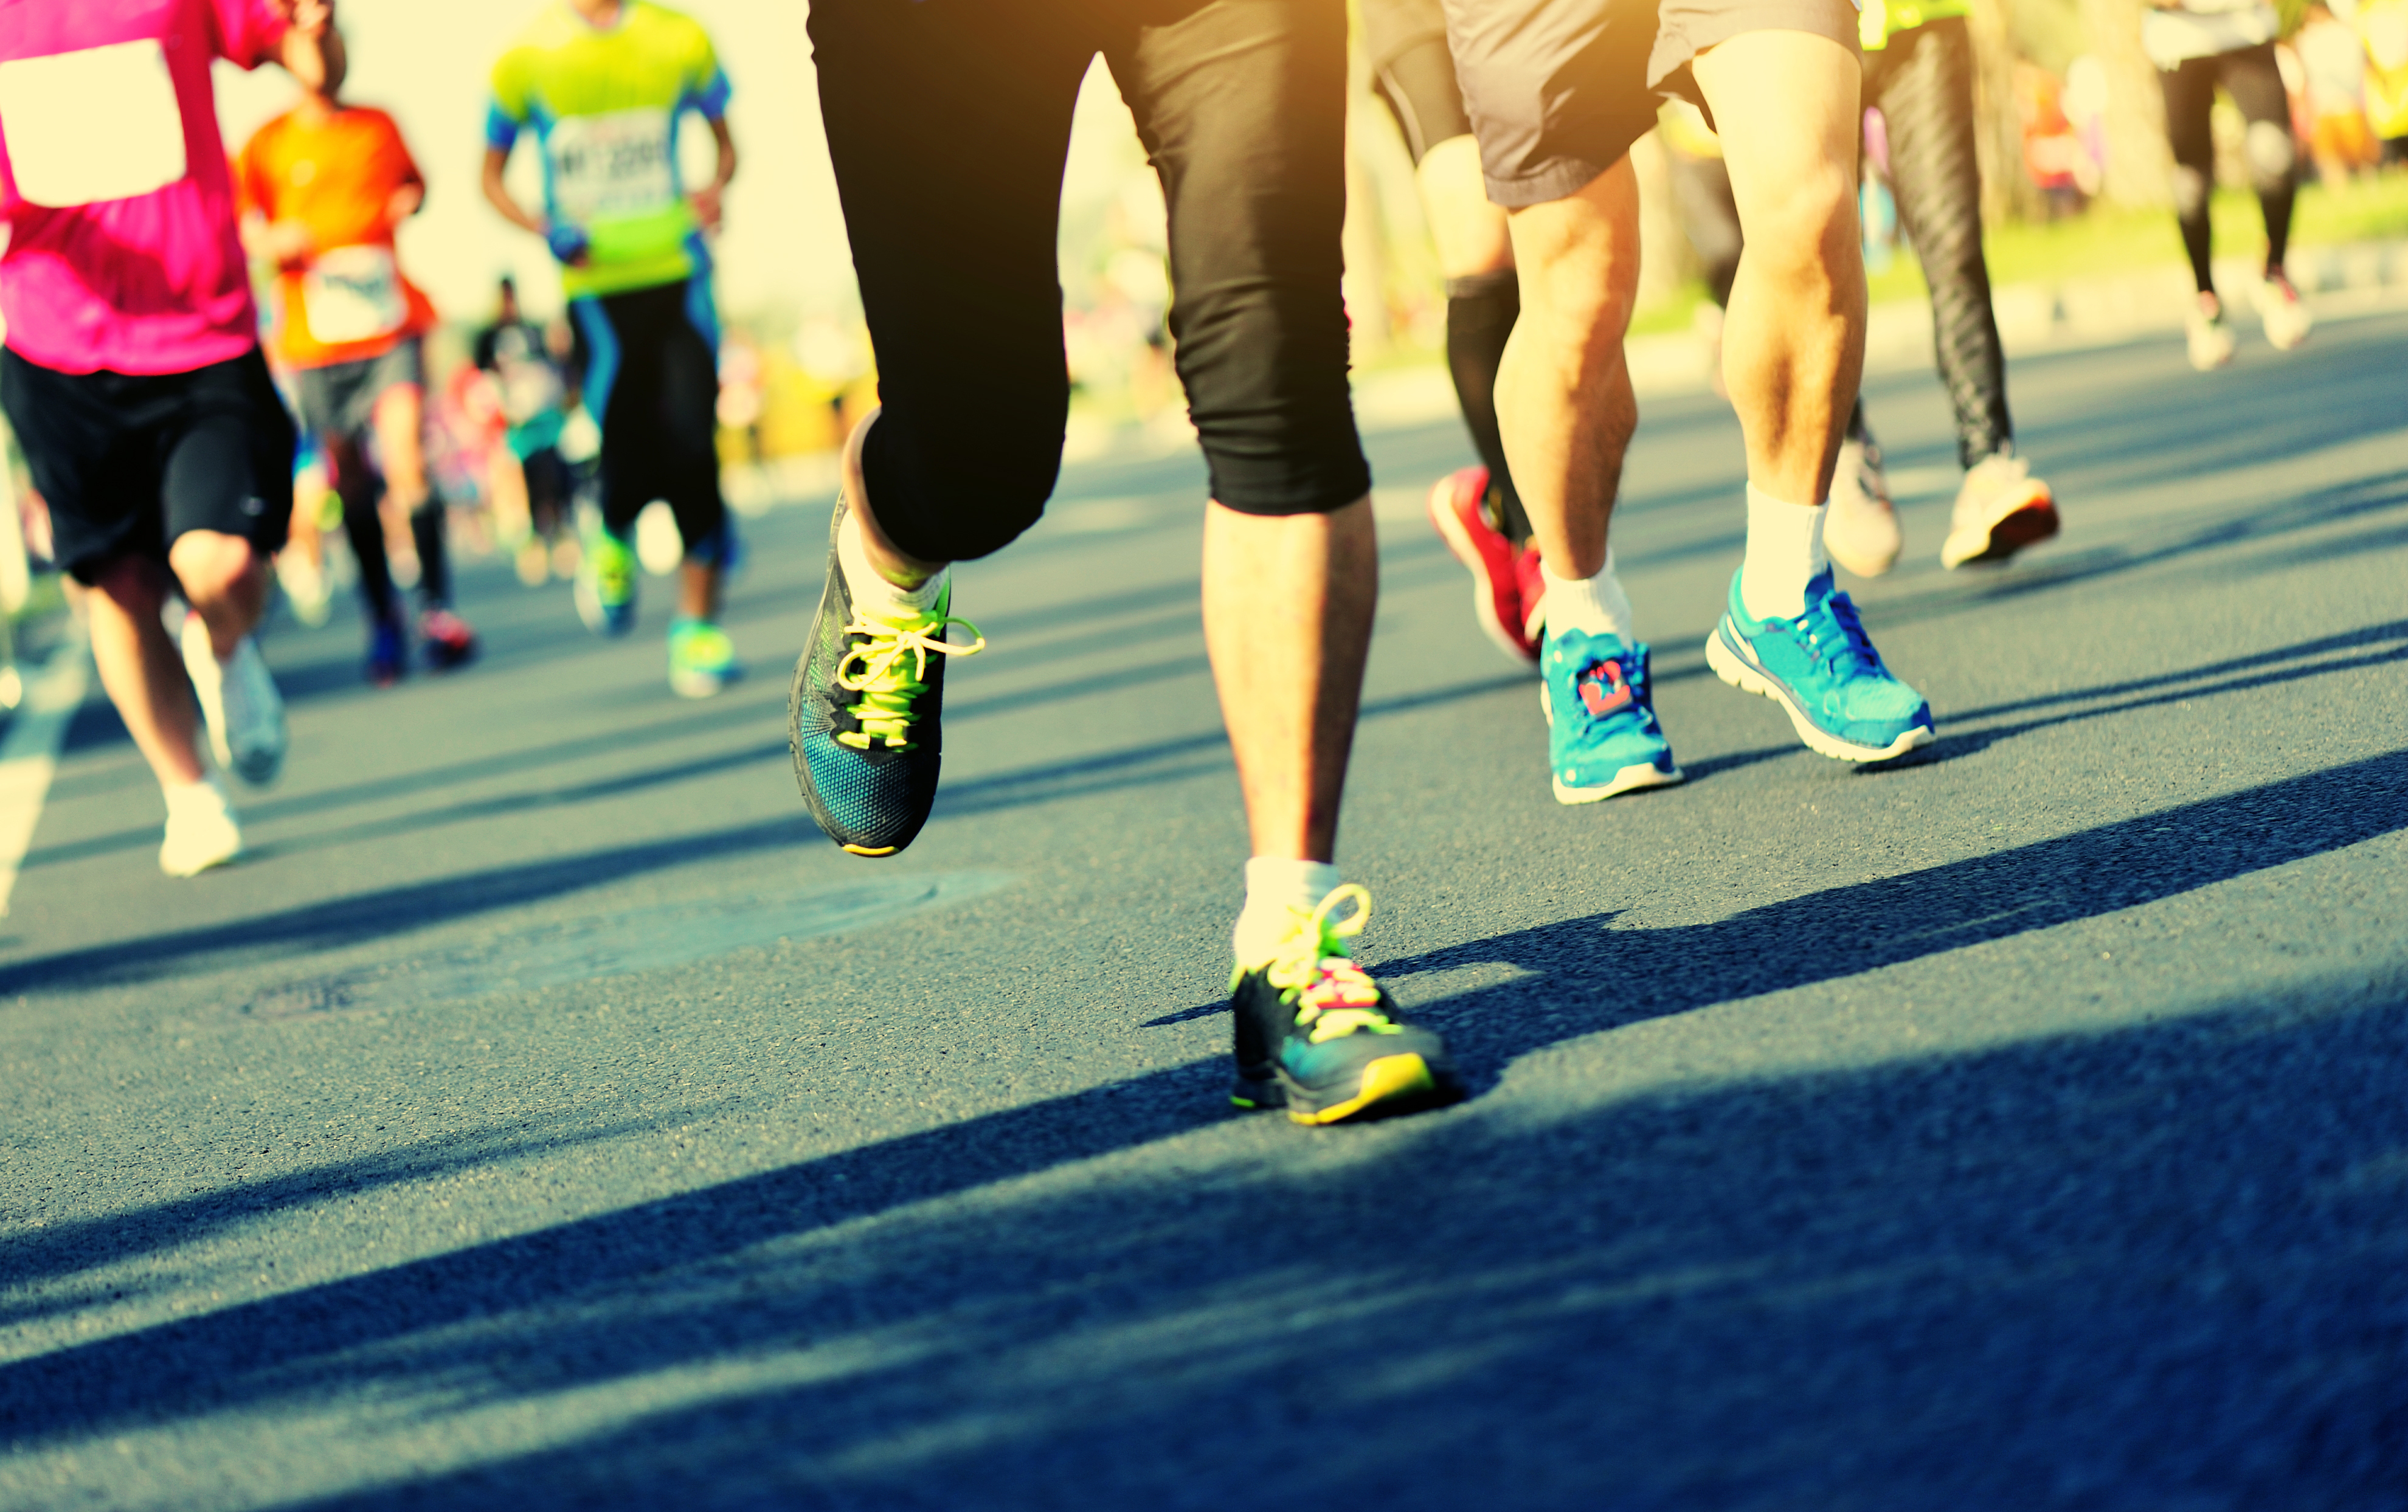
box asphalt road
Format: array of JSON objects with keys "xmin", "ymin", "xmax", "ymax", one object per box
[{"xmin": 3, "ymin": 309, "xmax": 2406, "ymax": 1510}]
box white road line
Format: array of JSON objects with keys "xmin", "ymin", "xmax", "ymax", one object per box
[{"xmin": 0, "ymin": 632, "xmax": 93, "ymax": 917}]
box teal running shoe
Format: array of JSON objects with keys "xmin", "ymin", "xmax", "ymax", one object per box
[
  {"xmin": 787, "ymin": 495, "xmax": 983, "ymax": 857},
  {"xmin": 1540, "ymin": 627, "xmax": 1683, "ymax": 804},
  {"xmin": 1228, "ymin": 886, "xmax": 1460, "ymax": 1125},
  {"xmin": 1704, "ymin": 567, "xmax": 1934, "ymax": 762},
  {"xmin": 667, "ymin": 617, "xmax": 741, "ymax": 699},
  {"xmin": 574, "ymin": 525, "xmax": 637, "ymax": 637}
]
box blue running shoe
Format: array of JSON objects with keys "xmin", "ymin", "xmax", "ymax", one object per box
[
  {"xmin": 787, "ymin": 495, "xmax": 983, "ymax": 857},
  {"xmin": 1540, "ymin": 627, "xmax": 1684, "ymax": 804},
  {"xmin": 1704, "ymin": 568, "xmax": 1934, "ymax": 762}
]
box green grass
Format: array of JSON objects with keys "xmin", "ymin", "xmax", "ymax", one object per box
[{"xmin": 1631, "ymin": 175, "xmax": 2408, "ymax": 330}]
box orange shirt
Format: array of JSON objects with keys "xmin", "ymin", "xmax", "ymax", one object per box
[{"xmin": 233, "ymin": 104, "xmax": 438, "ymax": 369}]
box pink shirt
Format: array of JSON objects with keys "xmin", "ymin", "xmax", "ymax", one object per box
[{"xmin": 0, "ymin": 0, "xmax": 289, "ymax": 375}]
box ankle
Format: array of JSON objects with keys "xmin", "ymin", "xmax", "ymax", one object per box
[{"xmin": 1233, "ymin": 857, "xmax": 1343, "ymax": 965}]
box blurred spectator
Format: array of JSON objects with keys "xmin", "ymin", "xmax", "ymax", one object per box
[
  {"xmin": 2332, "ymin": 0, "xmax": 2408, "ymax": 164},
  {"xmin": 472, "ymin": 277, "xmax": 573, "ymax": 585},
  {"xmin": 2018, "ymin": 62, "xmax": 2094, "ymax": 216},
  {"xmin": 717, "ymin": 330, "xmax": 766, "ymax": 466},
  {"xmin": 2295, "ymin": 5, "xmax": 2379, "ymax": 185}
]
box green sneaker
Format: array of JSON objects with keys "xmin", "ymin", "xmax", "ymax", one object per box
[
  {"xmin": 668, "ymin": 617, "xmax": 741, "ymax": 699},
  {"xmin": 575, "ymin": 526, "xmax": 637, "ymax": 636}
]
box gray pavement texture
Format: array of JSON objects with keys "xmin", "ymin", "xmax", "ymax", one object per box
[{"xmin": 3, "ymin": 311, "xmax": 2407, "ymax": 1511}]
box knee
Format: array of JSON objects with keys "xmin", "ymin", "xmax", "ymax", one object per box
[
  {"xmin": 2171, "ymin": 164, "xmax": 2212, "ymax": 219},
  {"xmin": 2244, "ymin": 121, "xmax": 2296, "ymax": 193},
  {"xmin": 870, "ymin": 413, "xmax": 1060, "ymax": 562},
  {"xmin": 167, "ymin": 530, "xmax": 263, "ymax": 606},
  {"xmin": 1743, "ymin": 166, "xmax": 1860, "ymax": 276}
]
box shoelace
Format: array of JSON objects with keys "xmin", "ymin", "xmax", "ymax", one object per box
[
  {"xmin": 1796, "ymin": 587, "xmax": 1883, "ymax": 680},
  {"xmin": 835, "ymin": 610, "xmax": 984, "ymax": 750},
  {"xmin": 1248, "ymin": 884, "xmax": 1402, "ymax": 1044}
]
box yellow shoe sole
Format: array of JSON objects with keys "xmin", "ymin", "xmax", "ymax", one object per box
[{"xmin": 1287, "ymin": 1053, "xmax": 1439, "ymax": 1126}]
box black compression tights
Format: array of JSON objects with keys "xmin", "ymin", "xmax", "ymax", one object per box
[
  {"xmin": 1445, "ymin": 269, "xmax": 1533, "ymax": 544},
  {"xmin": 2161, "ymin": 45, "xmax": 2296, "ymax": 293}
]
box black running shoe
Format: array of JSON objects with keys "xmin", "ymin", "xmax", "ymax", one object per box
[
  {"xmin": 1228, "ymin": 885, "xmax": 1460, "ymax": 1125},
  {"xmin": 788, "ymin": 495, "xmax": 983, "ymax": 857}
]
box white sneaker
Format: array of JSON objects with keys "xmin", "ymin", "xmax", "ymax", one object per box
[
  {"xmin": 179, "ymin": 614, "xmax": 287, "ymax": 787},
  {"xmin": 2253, "ymin": 271, "xmax": 2313, "ymax": 351},
  {"xmin": 1940, "ymin": 449, "xmax": 2060, "ymax": 569},
  {"xmin": 2185, "ymin": 292, "xmax": 2237, "ymax": 371},
  {"xmin": 159, "ymin": 776, "xmax": 242, "ymax": 877},
  {"xmin": 1824, "ymin": 435, "xmax": 1902, "ymax": 579}
]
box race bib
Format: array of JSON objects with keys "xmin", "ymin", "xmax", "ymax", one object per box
[
  {"xmin": 545, "ymin": 108, "xmax": 676, "ymax": 227},
  {"xmin": 303, "ymin": 244, "xmax": 407, "ymax": 345},
  {"xmin": 0, "ymin": 40, "xmax": 187, "ymax": 208}
]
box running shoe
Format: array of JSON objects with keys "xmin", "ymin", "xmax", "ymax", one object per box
[
  {"xmin": 276, "ymin": 551, "xmax": 333, "ymax": 627},
  {"xmin": 178, "ymin": 614, "xmax": 287, "ymax": 786},
  {"xmin": 1515, "ymin": 545, "xmax": 1546, "ymax": 648},
  {"xmin": 159, "ymin": 775, "xmax": 241, "ymax": 878},
  {"xmin": 1824, "ymin": 435, "xmax": 1902, "ymax": 579},
  {"xmin": 574, "ymin": 525, "xmax": 638, "ymax": 637},
  {"xmin": 1940, "ymin": 449, "xmax": 2059, "ymax": 570},
  {"xmin": 2253, "ymin": 270, "xmax": 2313, "ymax": 351},
  {"xmin": 364, "ymin": 616, "xmax": 407, "ymax": 687},
  {"xmin": 1425, "ymin": 465, "xmax": 1538, "ymax": 663},
  {"xmin": 2185, "ymin": 292, "xmax": 2237, "ymax": 371},
  {"xmin": 1538, "ymin": 626, "xmax": 1683, "ymax": 804},
  {"xmin": 788, "ymin": 496, "xmax": 984, "ymax": 857},
  {"xmin": 1228, "ymin": 885, "xmax": 1459, "ymax": 1125},
  {"xmin": 1705, "ymin": 568, "xmax": 1933, "ymax": 762},
  {"xmin": 668, "ymin": 616, "xmax": 741, "ymax": 699},
  {"xmin": 419, "ymin": 607, "xmax": 479, "ymax": 672}
]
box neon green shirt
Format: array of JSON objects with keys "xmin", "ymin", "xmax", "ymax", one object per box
[
  {"xmin": 1860, "ymin": 0, "xmax": 1974, "ymax": 49},
  {"xmin": 485, "ymin": 1, "xmax": 730, "ymax": 299}
]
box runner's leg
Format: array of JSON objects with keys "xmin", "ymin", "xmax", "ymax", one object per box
[
  {"xmin": 2162, "ymin": 55, "xmax": 2220, "ymax": 296},
  {"xmin": 85, "ymin": 558, "xmax": 207, "ymax": 786}
]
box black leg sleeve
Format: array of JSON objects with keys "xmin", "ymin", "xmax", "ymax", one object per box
[
  {"xmin": 409, "ymin": 498, "xmax": 450, "ymax": 609},
  {"xmin": 2161, "ymin": 56, "xmax": 2220, "ymax": 295},
  {"xmin": 330, "ymin": 443, "xmax": 397, "ymax": 623},
  {"xmin": 809, "ymin": 0, "xmax": 1095, "ymax": 562},
  {"xmin": 1444, "ymin": 268, "xmax": 1531, "ymax": 542},
  {"xmin": 2218, "ymin": 44, "xmax": 2297, "ymax": 274},
  {"xmin": 1869, "ymin": 18, "xmax": 2012, "ymax": 467}
]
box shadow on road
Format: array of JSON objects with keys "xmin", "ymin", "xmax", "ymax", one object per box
[{"xmin": 6, "ymin": 982, "xmax": 2403, "ymax": 1508}]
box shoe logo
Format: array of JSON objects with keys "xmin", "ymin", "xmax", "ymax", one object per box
[
  {"xmin": 1579, "ymin": 658, "xmax": 1632, "ymax": 717},
  {"xmin": 241, "ymin": 496, "xmax": 266, "ymax": 516}
]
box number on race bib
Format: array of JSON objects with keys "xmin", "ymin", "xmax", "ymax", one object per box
[
  {"xmin": 302, "ymin": 245, "xmax": 408, "ymax": 345},
  {"xmin": 545, "ymin": 107, "xmax": 677, "ymax": 226}
]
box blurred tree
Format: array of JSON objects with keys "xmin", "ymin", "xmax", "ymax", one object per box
[
  {"xmin": 1969, "ymin": 0, "xmax": 2047, "ymax": 223},
  {"xmin": 2078, "ymin": 0, "xmax": 2176, "ymax": 204}
]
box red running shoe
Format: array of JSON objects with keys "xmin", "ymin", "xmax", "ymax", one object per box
[
  {"xmin": 419, "ymin": 607, "xmax": 480, "ymax": 672},
  {"xmin": 1516, "ymin": 544, "xmax": 1546, "ymax": 649},
  {"xmin": 1424, "ymin": 466, "xmax": 1538, "ymax": 663}
]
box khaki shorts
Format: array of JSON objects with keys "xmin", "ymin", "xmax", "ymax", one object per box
[{"xmin": 1441, "ymin": 0, "xmax": 1859, "ymax": 207}]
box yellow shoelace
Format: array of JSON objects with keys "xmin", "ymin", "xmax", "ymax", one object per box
[
  {"xmin": 834, "ymin": 609, "xmax": 984, "ymax": 751},
  {"xmin": 1254, "ymin": 884, "xmax": 1402, "ymax": 1044}
]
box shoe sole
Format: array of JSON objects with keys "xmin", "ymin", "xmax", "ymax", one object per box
[
  {"xmin": 1537, "ymin": 680, "xmax": 1684, "ymax": 803},
  {"xmin": 1704, "ymin": 624, "xmax": 1934, "ymax": 763},
  {"xmin": 1942, "ymin": 491, "xmax": 2060, "ymax": 570},
  {"xmin": 670, "ymin": 669, "xmax": 732, "ymax": 700},
  {"xmin": 1425, "ymin": 478, "xmax": 1537, "ymax": 666},
  {"xmin": 1283, "ymin": 1053, "xmax": 1453, "ymax": 1126},
  {"xmin": 161, "ymin": 840, "xmax": 241, "ymax": 877}
]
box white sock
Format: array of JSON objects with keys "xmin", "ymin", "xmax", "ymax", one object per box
[
  {"xmin": 162, "ymin": 774, "xmax": 230, "ymax": 818},
  {"xmin": 837, "ymin": 509, "xmax": 945, "ymax": 622},
  {"xmin": 1232, "ymin": 857, "xmax": 1345, "ymax": 967},
  {"xmin": 1540, "ymin": 550, "xmax": 1636, "ymax": 646},
  {"xmin": 1739, "ymin": 483, "xmax": 1828, "ymax": 621}
]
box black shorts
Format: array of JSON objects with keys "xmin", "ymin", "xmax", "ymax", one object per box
[
  {"xmin": 293, "ymin": 337, "xmax": 424, "ymax": 443},
  {"xmin": 809, "ymin": 0, "xmax": 1369, "ymax": 561},
  {"xmin": 1441, "ymin": 0, "xmax": 1858, "ymax": 207},
  {"xmin": 1365, "ymin": 0, "xmax": 1475, "ymax": 164},
  {"xmin": 569, "ymin": 277, "xmax": 728, "ymax": 562},
  {"xmin": 0, "ymin": 345, "xmax": 296, "ymax": 586}
]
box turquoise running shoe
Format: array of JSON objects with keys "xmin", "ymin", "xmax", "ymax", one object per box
[
  {"xmin": 574, "ymin": 525, "xmax": 637, "ymax": 637},
  {"xmin": 1704, "ymin": 568, "xmax": 1934, "ymax": 762},
  {"xmin": 1540, "ymin": 627, "xmax": 1683, "ymax": 804},
  {"xmin": 667, "ymin": 617, "xmax": 741, "ymax": 699},
  {"xmin": 787, "ymin": 494, "xmax": 984, "ymax": 857}
]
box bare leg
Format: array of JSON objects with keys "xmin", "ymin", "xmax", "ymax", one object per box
[
  {"xmin": 679, "ymin": 559, "xmax": 722, "ymax": 620},
  {"xmin": 1691, "ymin": 32, "xmax": 1866, "ymax": 505},
  {"xmin": 1201, "ymin": 496, "xmax": 1377, "ymax": 862},
  {"xmin": 85, "ymin": 557, "xmax": 206, "ymax": 787},
  {"xmin": 1419, "ymin": 136, "xmax": 1512, "ymax": 280},
  {"xmin": 1495, "ymin": 159, "xmax": 1643, "ymax": 581}
]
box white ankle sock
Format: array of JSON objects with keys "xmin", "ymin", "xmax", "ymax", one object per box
[
  {"xmin": 1232, "ymin": 857, "xmax": 1344, "ymax": 966},
  {"xmin": 163, "ymin": 774, "xmax": 230, "ymax": 817},
  {"xmin": 1740, "ymin": 483, "xmax": 1828, "ymax": 620},
  {"xmin": 1540, "ymin": 550, "xmax": 1635, "ymax": 646},
  {"xmin": 837, "ymin": 509, "xmax": 945, "ymax": 622}
]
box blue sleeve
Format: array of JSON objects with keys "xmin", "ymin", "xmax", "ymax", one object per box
[
  {"xmin": 687, "ymin": 67, "xmax": 732, "ymax": 121},
  {"xmin": 484, "ymin": 99, "xmax": 522, "ymax": 152}
]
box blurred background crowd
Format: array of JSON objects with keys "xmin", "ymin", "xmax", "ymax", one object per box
[{"xmin": 2, "ymin": 0, "xmax": 2405, "ymax": 697}]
